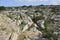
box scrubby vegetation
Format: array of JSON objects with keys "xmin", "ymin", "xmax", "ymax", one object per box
[{"xmin": 0, "ymin": 6, "xmax": 5, "ymax": 11}]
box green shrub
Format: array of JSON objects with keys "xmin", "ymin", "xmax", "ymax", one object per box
[{"xmin": 0, "ymin": 6, "xmax": 5, "ymax": 11}]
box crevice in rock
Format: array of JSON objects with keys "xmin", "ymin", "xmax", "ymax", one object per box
[{"xmin": 9, "ymin": 33, "xmax": 12, "ymax": 40}]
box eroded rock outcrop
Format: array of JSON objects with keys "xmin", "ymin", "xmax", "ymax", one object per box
[{"xmin": 0, "ymin": 13, "xmax": 42, "ymax": 40}]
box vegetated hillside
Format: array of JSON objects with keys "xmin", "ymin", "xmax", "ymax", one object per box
[{"xmin": 0, "ymin": 5, "xmax": 60, "ymax": 40}]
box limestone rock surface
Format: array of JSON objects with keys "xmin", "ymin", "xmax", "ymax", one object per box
[{"xmin": 0, "ymin": 13, "xmax": 42, "ymax": 40}]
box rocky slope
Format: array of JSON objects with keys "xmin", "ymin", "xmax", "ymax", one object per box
[{"xmin": 0, "ymin": 5, "xmax": 60, "ymax": 40}]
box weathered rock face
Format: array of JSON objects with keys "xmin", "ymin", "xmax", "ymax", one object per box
[
  {"xmin": 0, "ymin": 13, "xmax": 42, "ymax": 40},
  {"xmin": 7, "ymin": 12, "xmax": 34, "ymax": 32},
  {"xmin": 0, "ymin": 31, "xmax": 11, "ymax": 40},
  {"xmin": 0, "ymin": 14, "xmax": 19, "ymax": 32},
  {"xmin": 0, "ymin": 14, "xmax": 19, "ymax": 40},
  {"xmin": 37, "ymin": 20, "xmax": 45, "ymax": 29}
]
